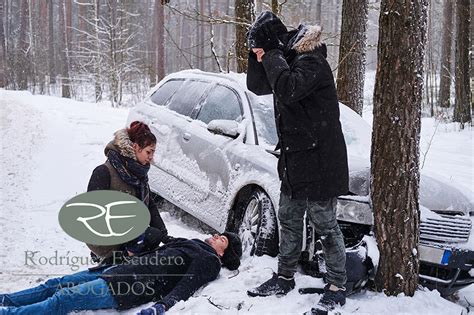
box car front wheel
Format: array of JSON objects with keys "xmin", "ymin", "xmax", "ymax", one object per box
[{"xmin": 227, "ymin": 187, "xmax": 279, "ymax": 257}]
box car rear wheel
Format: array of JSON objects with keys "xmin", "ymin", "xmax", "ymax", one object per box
[{"xmin": 227, "ymin": 187, "xmax": 279, "ymax": 257}]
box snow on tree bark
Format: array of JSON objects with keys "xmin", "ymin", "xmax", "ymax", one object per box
[
  {"xmin": 371, "ymin": 0, "xmax": 427, "ymax": 296},
  {"xmin": 336, "ymin": 0, "xmax": 368, "ymax": 116}
]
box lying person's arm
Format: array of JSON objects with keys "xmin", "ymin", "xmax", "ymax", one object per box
[
  {"xmin": 138, "ymin": 254, "xmax": 221, "ymax": 314},
  {"xmin": 125, "ymin": 226, "xmax": 169, "ymax": 255}
]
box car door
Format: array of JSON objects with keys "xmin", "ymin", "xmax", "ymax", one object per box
[
  {"xmin": 155, "ymin": 79, "xmax": 215, "ymax": 207},
  {"xmin": 178, "ymin": 83, "xmax": 245, "ymax": 228},
  {"xmin": 127, "ymin": 79, "xmax": 185, "ymax": 194}
]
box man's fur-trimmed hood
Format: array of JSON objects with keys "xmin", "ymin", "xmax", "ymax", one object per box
[
  {"xmin": 291, "ymin": 25, "xmax": 323, "ymax": 54},
  {"xmin": 104, "ymin": 129, "xmax": 136, "ymax": 160}
]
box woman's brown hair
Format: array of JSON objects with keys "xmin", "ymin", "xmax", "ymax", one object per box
[{"xmin": 127, "ymin": 121, "xmax": 157, "ymax": 148}]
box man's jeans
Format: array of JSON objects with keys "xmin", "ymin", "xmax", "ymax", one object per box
[
  {"xmin": 0, "ymin": 269, "xmax": 117, "ymax": 315},
  {"xmin": 278, "ymin": 193, "xmax": 347, "ymax": 287}
]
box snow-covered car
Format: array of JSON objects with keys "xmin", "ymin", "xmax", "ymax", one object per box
[{"xmin": 127, "ymin": 70, "xmax": 473, "ymax": 295}]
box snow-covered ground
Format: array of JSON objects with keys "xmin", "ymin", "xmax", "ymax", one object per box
[{"xmin": 0, "ymin": 89, "xmax": 472, "ymax": 314}]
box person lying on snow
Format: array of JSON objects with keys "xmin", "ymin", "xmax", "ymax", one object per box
[{"xmin": 0, "ymin": 231, "xmax": 242, "ymax": 315}]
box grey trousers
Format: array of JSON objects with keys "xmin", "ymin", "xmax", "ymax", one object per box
[{"xmin": 277, "ymin": 193, "xmax": 347, "ymax": 288}]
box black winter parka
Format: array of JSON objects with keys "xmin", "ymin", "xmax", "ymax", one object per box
[{"xmin": 247, "ymin": 25, "xmax": 349, "ymax": 200}]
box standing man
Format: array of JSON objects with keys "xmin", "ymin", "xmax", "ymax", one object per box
[{"xmin": 246, "ymin": 11, "xmax": 349, "ymax": 314}]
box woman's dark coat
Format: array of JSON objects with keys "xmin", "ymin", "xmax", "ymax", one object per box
[
  {"xmin": 247, "ymin": 24, "xmax": 349, "ymax": 201},
  {"xmin": 86, "ymin": 129, "xmax": 168, "ymax": 260}
]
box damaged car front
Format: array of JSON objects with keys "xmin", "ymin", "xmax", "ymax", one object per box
[{"xmin": 321, "ymin": 167, "xmax": 474, "ymax": 296}]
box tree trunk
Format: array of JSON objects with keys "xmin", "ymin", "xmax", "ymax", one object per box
[
  {"xmin": 199, "ymin": 0, "xmax": 205, "ymax": 69},
  {"xmin": 336, "ymin": 0, "xmax": 368, "ymax": 115},
  {"xmin": 155, "ymin": 0, "xmax": 165, "ymax": 81},
  {"xmin": 65, "ymin": 0, "xmax": 72, "ymax": 53},
  {"xmin": 194, "ymin": 0, "xmax": 199, "ymax": 68},
  {"xmin": 234, "ymin": 0, "xmax": 253, "ymax": 73},
  {"xmin": 78, "ymin": 0, "xmax": 87, "ymax": 48},
  {"xmin": 28, "ymin": 0, "xmax": 37, "ymax": 91},
  {"xmin": 150, "ymin": 0, "xmax": 158, "ymax": 85},
  {"xmin": 0, "ymin": 0, "xmax": 6, "ymax": 87},
  {"xmin": 271, "ymin": 0, "xmax": 278, "ymax": 14},
  {"xmin": 255, "ymin": 0, "xmax": 262, "ymax": 13},
  {"xmin": 453, "ymin": 0, "xmax": 471, "ymax": 125},
  {"xmin": 315, "ymin": 0, "xmax": 322, "ymax": 25},
  {"xmin": 108, "ymin": 0, "xmax": 118, "ymax": 106},
  {"xmin": 48, "ymin": 0, "xmax": 55, "ymax": 84},
  {"xmin": 18, "ymin": 0, "xmax": 29, "ymax": 90},
  {"xmin": 37, "ymin": 0, "xmax": 49, "ymax": 93},
  {"xmin": 58, "ymin": 0, "xmax": 71, "ymax": 98},
  {"xmin": 94, "ymin": 0, "xmax": 102, "ymax": 101},
  {"xmin": 371, "ymin": 0, "xmax": 427, "ymax": 296},
  {"xmin": 424, "ymin": 0, "xmax": 436, "ymax": 116},
  {"xmin": 180, "ymin": 0, "xmax": 191, "ymax": 69},
  {"xmin": 438, "ymin": 1, "xmax": 454, "ymax": 108},
  {"xmin": 223, "ymin": 0, "xmax": 231, "ymax": 71},
  {"xmin": 148, "ymin": 0, "xmax": 155, "ymax": 85}
]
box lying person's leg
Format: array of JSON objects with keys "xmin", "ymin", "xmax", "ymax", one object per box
[
  {"xmin": 1, "ymin": 278, "xmax": 117, "ymax": 315},
  {"xmin": 0, "ymin": 269, "xmax": 104, "ymax": 307}
]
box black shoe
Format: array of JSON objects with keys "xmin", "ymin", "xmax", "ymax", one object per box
[
  {"xmin": 308, "ymin": 284, "xmax": 346, "ymax": 313},
  {"xmin": 247, "ymin": 272, "xmax": 295, "ymax": 297}
]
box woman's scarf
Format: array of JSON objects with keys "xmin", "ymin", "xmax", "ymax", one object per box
[{"xmin": 107, "ymin": 149, "xmax": 150, "ymax": 205}]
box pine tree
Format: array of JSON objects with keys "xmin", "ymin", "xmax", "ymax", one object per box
[
  {"xmin": 336, "ymin": 0, "xmax": 368, "ymax": 115},
  {"xmin": 371, "ymin": 0, "xmax": 427, "ymax": 296}
]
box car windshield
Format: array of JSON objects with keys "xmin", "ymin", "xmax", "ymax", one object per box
[
  {"xmin": 247, "ymin": 90, "xmax": 373, "ymax": 160},
  {"xmin": 248, "ymin": 93, "xmax": 278, "ymax": 148}
]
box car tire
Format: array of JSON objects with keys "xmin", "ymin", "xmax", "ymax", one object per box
[{"xmin": 227, "ymin": 187, "xmax": 279, "ymax": 257}]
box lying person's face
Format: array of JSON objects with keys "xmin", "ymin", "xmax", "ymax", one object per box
[{"xmin": 205, "ymin": 234, "xmax": 229, "ymax": 256}]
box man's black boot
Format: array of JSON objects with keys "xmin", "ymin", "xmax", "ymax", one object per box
[
  {"xmin": 247, "ymin": 272, "xmax": 295, "ymax": 297},
  {"xmin": 307, "ymin": 284, "xmax": 346, "ymax": 314}
]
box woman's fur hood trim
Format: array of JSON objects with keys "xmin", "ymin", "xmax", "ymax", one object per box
[
  {"xmin": 104, "ymin": 129, "xmax": 136, "ymax": 160},
  {"xmin": 292, "ymin": 25, "xmax": 323, "ymax": 53}
]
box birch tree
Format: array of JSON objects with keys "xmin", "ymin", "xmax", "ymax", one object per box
[{"xmin": 72, "ymin": 0, "xmax": 142, "ymax": 105}]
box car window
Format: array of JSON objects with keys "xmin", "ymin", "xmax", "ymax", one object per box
[
  {"xmin": 249, "ymin": 93, "xmax": 278, "ymax": 147},
  {"xmin": 167, "ymin": 80, "xmax": 209, "ymax": 117},
  {"xmin": 196, "ymin": 84, "xmax": 242, "ymax": 124},
  {"xmin": 150, "ymin": 80, "xmax": 183, "ymax": 106}
]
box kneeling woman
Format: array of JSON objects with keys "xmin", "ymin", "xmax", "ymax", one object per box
[{"xmin": 87, "ymin": 121, "xmax": 168, "ymax": 263}]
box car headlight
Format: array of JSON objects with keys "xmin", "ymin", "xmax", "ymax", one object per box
[{"xmin": 336, "ymin": 198, "xmax": 373, "ymax": 225}]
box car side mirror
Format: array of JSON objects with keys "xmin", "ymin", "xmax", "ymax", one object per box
[{"xmin": 207, "ymin": 120, "xmax": 240, "ymax": 139}]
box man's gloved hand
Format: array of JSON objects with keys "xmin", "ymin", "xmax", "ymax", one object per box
[
  {"xmin": 254, "ymin": 24, "xmax": 284, "ymax": 52},
  {"xmin": 136, "ymin": 303, "xmax": 166, "ymax": 315}
]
